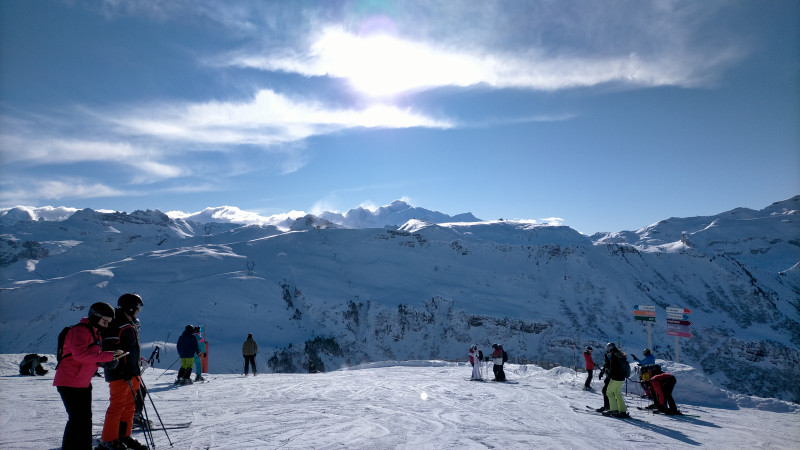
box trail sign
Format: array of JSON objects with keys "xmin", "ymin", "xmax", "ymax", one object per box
[
  {"xmin": 667, "ymin": 313, "xmax": 689, "ymax": 320},
  {"xmin": 667, "ymin": 330, "xmax": 693, "ymax": 338},
  {"xmin": 666, "ymin": 307, "xmax": 692, "ymax": 314},
  {"xmin": 633, "ymin": 305, "xmax": 655, "ymax": 312},
  {"xmin": 633, "ymin": 310, "xmax": 656, "ymax": 317},
  {"xmin": 634, "ymin": 316, "xmax": 656, "ymax": 322},
  {"xmin": 667, "ymin": 319, "xmax": 692, "ymax": 326}
]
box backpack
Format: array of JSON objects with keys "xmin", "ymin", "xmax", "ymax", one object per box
[
  {"xmin": 640, "ymin": 364, "xmax": 662, "ymax": 379},
  {"xmin": 620, "ymin": 354, "xmax": 631, "ymax": 378},
  {"xmin": 56, "ymin": 323, "xmax": 94, "ymax": 368},
  {"xmin": 478, "ymin": 350, "xmax": 484, "ymax": 361},
  {"xmin": 502, "ymin": 350, "xmax": 508, "ymax": 363}
]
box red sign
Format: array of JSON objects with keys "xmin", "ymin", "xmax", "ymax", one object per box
[
  {"xmin": 667, "ymin": 329, "xmax": 693, "ymax": 338},
  {"xmin": 633, "ymin": 310, "xmax": 656, "ymax": 317},
  {"xmin": 666, "ymin": 307, "xmax": 692, "ymax": 314},
  {"xmin": 666, "ymin": 319, "xmax": 692, "ymax": 326}
]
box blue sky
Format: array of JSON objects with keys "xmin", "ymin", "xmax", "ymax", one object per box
[{"xmin": 1, "ymin": 0, "xmax": 797, "ymax": 234}]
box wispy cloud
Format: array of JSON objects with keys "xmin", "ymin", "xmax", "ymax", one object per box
[
  {"xmin": 215, "ymin": 1, "xmax": 744, "ymax": 97},
  {"xmin": 0, "ymin": 178, "xmax": 129, "ymax": 204}
]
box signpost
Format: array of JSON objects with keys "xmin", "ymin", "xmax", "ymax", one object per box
[
  {"xmin": 665, "ymin": 307, "xmax": 692, "ymax": 362},
  {"xmin": 633, "ymin": 305, "xmax": 655, "ymax": 351}
]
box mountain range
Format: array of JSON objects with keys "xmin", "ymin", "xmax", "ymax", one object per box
[{"xmin": 0, "ymin": 196, "xmax": 798, "ymax": 403}]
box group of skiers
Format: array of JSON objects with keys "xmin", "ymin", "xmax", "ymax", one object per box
[
  {"xmin": 175, "ymin": 325, "xmax": 206, "ymax": 385},
  {"xmin": 584, "ymin": 344, "xmax": 682, "ymax": 418},
  {"xmin": 467, "ymin": 343, "xmax": 508, "ymax": 382},
  {"xmin": 53, "ymin": 294, "xmax": 148, "ymax": 450}
]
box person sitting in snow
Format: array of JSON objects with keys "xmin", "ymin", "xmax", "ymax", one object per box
[
  {"xmin": 468, "ymin": 345, "xmax": 483, "ymax": 380},
  {"xmin": 19, "ymin": 353, "xmax": 48, "ymax": 376}
]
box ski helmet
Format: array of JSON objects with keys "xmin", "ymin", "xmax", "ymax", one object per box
[
  {"xmin": 88, "ymin": 302, "xmax": 115, "ymax": 327},
  {"xmin": 185, "ymin": 325, "xmax": 194, "ymax": 332},
  {"xmin": 193, "ymin": 326, "xmax": 200, "ymax": 333},
  {"xmin": 586, "ymin": 346, "xmax": 593, "ymax": 352},
  {"xmin": 492, "ymin": 343, "xmax": 498, "ymax": 349},
  {"xmin": 605, "ymin": 342, "xmax": 616, "ymax": 353},
  {"xmin": 117, "ymin": 293, "xmax": 143, "ymax": 316},
  {"xmin": 643, "ymin": 348, "xmax": 651, "ymax": 355}
]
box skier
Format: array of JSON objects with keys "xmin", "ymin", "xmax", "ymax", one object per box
[
  {"xmin": 193, "ymin": 326, "xmax": 206, "ymax": 381},
  {"xmin": 644, "ymin": 369, "xmax": 681, "ymax": 415},
  {"xmin": 53, "ymin": 302, "xmax": 122, "ymax": 450},
  {"xmin": 242, "ymin": 333, "xmax": 258, "ymax": 376},
  {"xmin": 468, "ymin": 345, "xmax": 483, "ymax": 380},
  {"xmin": 491, "ymin": 344, "xmax": 506, "ymax": 382},
  {"xmin": 19, "ymin": 353, "xmax": 48, "ymax": 376},
  {"xmin": 631, "ymin": 348, "xmax": 655, "ymax": 366},
  {"xmin": 99, "ymin": 293, "xmax": 147, "ymax": 450},
  {"xmin": 176, "ymin": 325, "xmax": 200, "ymax": 385},
  {"xmin": 583, "ymin": 346, "xmax": 596, "ymax": 390},
  {"xmin": 594, "ymin": 353, "xmax": 612, "ymax": 412},
  {"xmin": 602, "ymin": 342, "xmax": 630, "ymax": 418}
]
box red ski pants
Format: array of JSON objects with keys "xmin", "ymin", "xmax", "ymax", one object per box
[{"xmin": 102, "ymin": 377, "xmax": 140, "ymax": 442}]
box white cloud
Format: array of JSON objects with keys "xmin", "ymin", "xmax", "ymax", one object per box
[
  {"xmin": 0, "ymin": 179, "xmax": 129, "ymax": 204},
  {"xmin": 1, "ymin": 134, "xmax": 185, "ymax": 183}
]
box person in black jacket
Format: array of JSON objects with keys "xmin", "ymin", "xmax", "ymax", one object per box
[
  {"xmin": 99, "ymin": 293, "xmax": 147, "ymax": 450},
  {"xmin": 176, "ymin": 325, "xmax": 200, "ymax": 385},
  {"xmin": 602, "ymin": 342, "xmax": 630, "ymax": 418}
]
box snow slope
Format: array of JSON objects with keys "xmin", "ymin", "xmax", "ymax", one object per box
[{"xmin": 1, "ymin": 354, "xmax": 797, "ymax": 449}]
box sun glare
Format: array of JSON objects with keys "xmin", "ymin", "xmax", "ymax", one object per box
[{"xmin": 314, "ymin": 28, "xmax": 485, "ymax": 97}]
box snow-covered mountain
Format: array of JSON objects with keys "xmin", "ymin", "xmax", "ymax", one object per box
[{"xmin": 0, "ymin": 197, "xmax": 798, "ymax": 404}]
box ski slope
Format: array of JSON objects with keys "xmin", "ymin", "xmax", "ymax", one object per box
[{"xmin": 1, "ymin": 355, "xmax": 797, "ymax": 449}]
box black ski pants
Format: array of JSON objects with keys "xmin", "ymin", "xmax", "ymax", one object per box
[
  {"xmin": 584, "ymin": 369, "xmax": 593, "ymax": 388},
  {"xmin": 493, "ymin": 364, "xmax": 506, "ymax": 381},
  {"xmin": 601, "ymin": 375, "xmax": 611, "ymax": 409},
  {"xmin": 243, "ymin": 355, "xmax": 257, "ymax": 374},
  {"xmin": 57, "ymin": 385, "xmax": 93, "ymax": 450},
  {"xmin": 659, "ymin": 377, "xmax": 678, "ymax": 413}
]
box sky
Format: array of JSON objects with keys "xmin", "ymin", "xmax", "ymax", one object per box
[{"xmin": 0, "ymin": 0, "xmax": 798, "ymax": 234}]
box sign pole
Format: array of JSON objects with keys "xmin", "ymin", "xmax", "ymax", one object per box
[
  {"xmin": 647, "ymin": 322, "xmax": 652, "ymax": 352},
  {"xmin": 675, "ymin": 335, "xmax": 679, "ymax": 364}
]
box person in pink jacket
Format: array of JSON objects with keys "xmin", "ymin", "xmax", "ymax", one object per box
[{"xmin": 53, "ymin": 302, "xmax": 123, "ymax": 449}]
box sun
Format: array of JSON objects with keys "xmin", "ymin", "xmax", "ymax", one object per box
[{"xmin": 313, "ymin": 28, "xmax": 484, "ymax": 97}]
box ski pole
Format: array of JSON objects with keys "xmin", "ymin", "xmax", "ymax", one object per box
[
  {"xmin": 127, "ymin": 379, "xmax": 154, "ymax": 449},
  {"xmin": 155, "ymin": 357, "xmax": 179, "ymax": 381},
  {"xmin": 140, "ymin": 377, "xmax": 174, "ymax": 447}
]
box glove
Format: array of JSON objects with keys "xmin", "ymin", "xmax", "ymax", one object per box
[{"xmin": 598, "ymin": 371, "xmax": 604, "ymax": 380}]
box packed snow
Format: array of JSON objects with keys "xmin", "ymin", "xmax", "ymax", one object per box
[{"xmin": 1, "ymin": 354, "xmax": 797, "ymax": 449}]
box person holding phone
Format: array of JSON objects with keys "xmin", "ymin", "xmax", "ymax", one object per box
[{"xmin": 53, "ymin": 302, "xmax": 123, "ymax": 449}]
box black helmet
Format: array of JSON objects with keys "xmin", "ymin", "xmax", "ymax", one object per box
[
  {"xmin": 492, "ymin": 343, "xmax": 498, "ymax": 349},
  {"xmin": 643, "ymin": 348, "xmax": 651, "ymax": 356},
  {"xmin": 605, "ymin": 342, "xmax": 616, "ymax": 353},
  {"xmin": 193, "ymin": 326, "xmax": 200, "ymax": 333},
  {"xmin": 88, "ymin": 302, "xmax": 115, "ymax": 327},
  {"xmin": 586, "ymin": 346, "xmax": 593, "ymax": 352},
  {"xmin": 185, "ymin": 325, "xmax": 194, "ymax": 332},
  {"xmin": 117, "ymin": 293, "xmax": 143, "ymax": 316}
]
